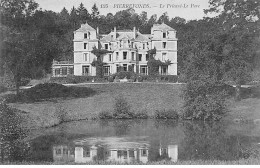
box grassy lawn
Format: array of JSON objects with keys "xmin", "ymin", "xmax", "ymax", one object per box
[
  {"xmin": 5, "ymin": 82, "xmax": 260, "ymax": 128},
  {"xmin": 8, "ymin": 83, "xmax": 185, "ymax": 128}
]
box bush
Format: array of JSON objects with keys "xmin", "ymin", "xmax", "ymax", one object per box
[
  {"xmin": 0, "ymin": 85, "xmax": 8, "ymax": 93},
  {"xmin": 99, "ymin": 111, "xmax": 113, "ymax": 119},
  {"xmin": 112, "ymin": 71, "xmax": 136, "ymax": 79},
  {"xmin": 154, "ymin": 109, "xmax": 179, "ymax": 119},
  {"xmin": 113, "ymin": 95, "xmax": 134, "ymax": 119},
  {"xmin": 137, "ymin": 76, "xmax": 143, "ymax": 82},
  {"xmin": 182, "ymin": 78, "xmax": 228, "ymax": 121},
  {"xmin": 108, "ymin": 76, "xmax": 114, "ymax": 82},
  {"xmin": 134, "ymin": 110, "xmax": 149, "ymax": 119},
  {"xmin": 4, "ymin": 83, "xmax": 96, "ymax": 103}
]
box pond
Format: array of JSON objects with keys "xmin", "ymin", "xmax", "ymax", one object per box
[{"xmin": 0, "ymin": 119, "xmax": 260, "ymax": 164}]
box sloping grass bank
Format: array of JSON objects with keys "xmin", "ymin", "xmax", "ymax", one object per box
[
  {"xmin": 4, "ymin": 82, "xmax": 260, "ymax": 128},
  {"xmin": 7, "ymin": 83, "xmax": 184, "ymax": 128}
]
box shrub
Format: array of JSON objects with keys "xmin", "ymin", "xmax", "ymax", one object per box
[
  {"xmin": 113, "ymin": 95, "xmax": 134, "ymax": 119},
  {"xmin": 112, "ymin": 71, "xmax": 136, "ymax": 79},
  {"xmin": 154, "ymin": 109, "xmax": 179, "ymax": 119},
  {"xmin": 182, "ymin": 77, "xmax": 228, "ymax": 121},
  {"xmin": 99, "ymin": 111, "xmax": 113, "ymax": 119},
  {"xmin": 54, "ymin": 103, "xmax": 69, "ymax": 123},
  {"xmin": 130, "ymin": 75, "xmax": 136, "ymax": 82},
  {"xmin": 108, "ymin": 76, "xmax": 114, "ymax": 82},
  {"xmin": 137, "ymin": 76, "xmax": 143, "ymax": 82},
  {"xmin": 0, "ymin": 85, "xmax": 8, "ymax": 93},
  {"xmin": 4, "ymin": 83, "xmax": 96, "ymax": 103},
  {"xmin": 134, "ymin": 110, "xmax": 149, "ymax": 119}
]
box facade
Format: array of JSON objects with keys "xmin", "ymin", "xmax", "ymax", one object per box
[
  {"xmin": 52, "ymin": 22, "xmax": 177, "ymax": 77},
  {"xmin": 73, "ymin": 22, "xmax": 177, "ymax": 76}
]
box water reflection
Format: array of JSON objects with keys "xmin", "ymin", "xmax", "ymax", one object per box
[
  {"xmin": 52, "ymin": 136, "xmax": 178, "ymax": 163},
  {"xmin": 1, "ymin": 117, "xmax": 259, "ymax": 164}
]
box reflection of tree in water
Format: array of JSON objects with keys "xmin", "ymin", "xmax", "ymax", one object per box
[
  {"xmin": 179, "ymin": 121, "xmax": 256, "ymax": 161},
  {"xmin": 0, "ymin": 100, "xmax": 30, "ymax": 162},
  {"xmin": 28, "ymin": 133, "xmax": 76, "ymax": 162},
  {"xmin": 113, "ymin": 120, "xmax": 136, "ymax": 136},
  {"xmin": 154, "ymin": 120, "xmax": 178, "ymax": 129},
  {"xmin": 148, "ymin": 120, "xmax": 178, "ymax": 162},
  {"xmin": 94, "ymin": 146, "xmax": 110, "ymax": 162}
]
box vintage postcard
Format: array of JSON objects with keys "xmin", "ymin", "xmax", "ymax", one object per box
[{"xmin": 0, "ymin": 0, "xmax": 259, "ymax": 165}]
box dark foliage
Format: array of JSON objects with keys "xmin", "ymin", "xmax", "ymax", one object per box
[
  {"xmin": 112, "ymin": 71, "xmax": 136, "ymax": 79},
  {"xmin": 154, "ymin": 109, "xmax": 179, "ymax": 120},
  {"xmin": 4, "ymin": 83, "xmax": 96, "ymax": 103}
]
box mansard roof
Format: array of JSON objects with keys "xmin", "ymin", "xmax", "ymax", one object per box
[
  {"xmin": 100, "ymin": 30, "xmax": 151, "ymax": 42},
  {"xmin": 75, "ymin": 22, "xmax": 96, "ymax": 32},
  {"xmin": 152, "ymin": 23, "xmax": 175, "ymax": 31}
]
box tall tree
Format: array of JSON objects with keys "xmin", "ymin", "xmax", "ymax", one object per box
[
  {"xmin": 76, "ymin": 3, "xmax": 90, "ymax": 24},
  {"xmin": 0, "ymin": 0, "xmax": 39, "ymax": 94}
]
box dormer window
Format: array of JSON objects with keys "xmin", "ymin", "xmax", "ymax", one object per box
[
  {"xmin": 163, "ymin": 32, "xmax": 166, "ymax": 38},
  {"xmin": 84, "ymin": 33, "xmax": 88, "ymax": 39}
]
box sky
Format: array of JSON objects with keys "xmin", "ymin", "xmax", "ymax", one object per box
[{"xmin": 34, "ymin": 0, "xmax": 211, "ymax": 21}]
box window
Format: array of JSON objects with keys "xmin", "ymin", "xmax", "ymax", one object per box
[
  {"xmin": 55, "ymin": 69, "xmax": 60, "ymax": 76},
  {"xmin": 118, "ymin": 150, "xmax": 127, "ymax": 159},
  {"xmin": 161, "ymin": 148, "xmax": 168, "ymax": 155},
  {"xmin": 161, "ymin": 65, "xmax": 168, "ymax": 75},
  {"xmin": 116, "ymin": 52, "xmax": 119, "ymax": 60},
  {"xmin": 143, "ymin": 43, "xmax": 145, "ymax": 49},
  {"xmin": 105, "ymin": 151, "xmax": 111, "ymax": 157},
  {"xmin": 140, "ymin": 65, "xmax": 148, "ymax": 75},
  {"xmin": 129, "ymin": 150, "xmax": 135, "ymax": 158},
  {"xmin": 146, "ymin": 54, "xmax": 149, "ymax": 61},
  {"xmin": 103, "ymin": 66, "xmax": 110, "ymax": 76},
  {"xmin": 163, "ymin": 42, "xmax": 166, "ymax": 49},
  {"xmin": 123, "ymin": 151, "xmax": 127, "ymax": 159},
  {"xmin": 123, "ymin": 64, "xmax": 127, "ymax": 71},
  {"xmin": 131, "ymin": 52, "xmax": 135, "ymax": 61},
  {"xmin": 109, "ymin": 54, "xmax": 112, "ymax": 62},
  {"xmin": 138, "ymin": 54, "xmax": 142, "ymax": 61},
  {"xmin": 69, "ymin": 67, "xmax": 74, "ymax": 75},
  {"xmin": 82, "ymin": 66, "xmax": 90, "ymax": 75},
  {"xmin": 63, "ymin": 148, "xmax": 68, "ymax": 155},
  {"xmin": 163, "ymin": 32, "xmax": 166, "ymax": 38},
  {"xmin": 141, "ymin": 149, "xmax": 147, "ymax": 156},
  {"xmin": 83, "ymin": 53, "xmax": 89, "ymax": 62},
  {"xmin": 131, "ymin": 64, "xmax": 135, "ymax": 72},
  {"xmin": 83, "ymin": 147, "xmax": 90, "ymax": 157},
  {"xmin": 123, "ymin": 52, "xmax": 127, "ymax": 60},
  {"xmin": 62, "ymin": 67, "xmax": 67, "ymax": 75},
  {"xmin": 84, "ymin": 33, "xmax": 88, "ymax": 39},
  {"xmin": 162, "ymin": 53, "xmax": 166, "ymax": 61},
  {"xmin": 131, "ymin": 42, "xmax": 134, "ymax": 48},
  {"xmin": 105, "ymin": 44, "xmax": 108, "ymax": 49},
  {"xmin": 56, "ymin": 148, "xmax": 61, "ymax": 155},
  {"xmin": 84, "ymin": 43, "xmax": 88, "ymax": 49},
  {"xmin": 116, "ymin": 64, "xmax": 120, "ymax": 72}
]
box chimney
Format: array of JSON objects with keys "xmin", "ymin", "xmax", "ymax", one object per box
[
  {"xmin": 133, "ymin": 27, "xmax": 136, "ymax": 39},
  {"xmin": 114, "ymin": 27, "xmax": 116, "ymax": 34},
  {"xmin": 96, "ymin": 27, "xmax": 99, "ymax": 35}
]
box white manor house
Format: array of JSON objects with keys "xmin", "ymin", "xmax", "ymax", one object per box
[{"xmin": 52, "ymin": 22, "xmax": 178, "ymax": 77}]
